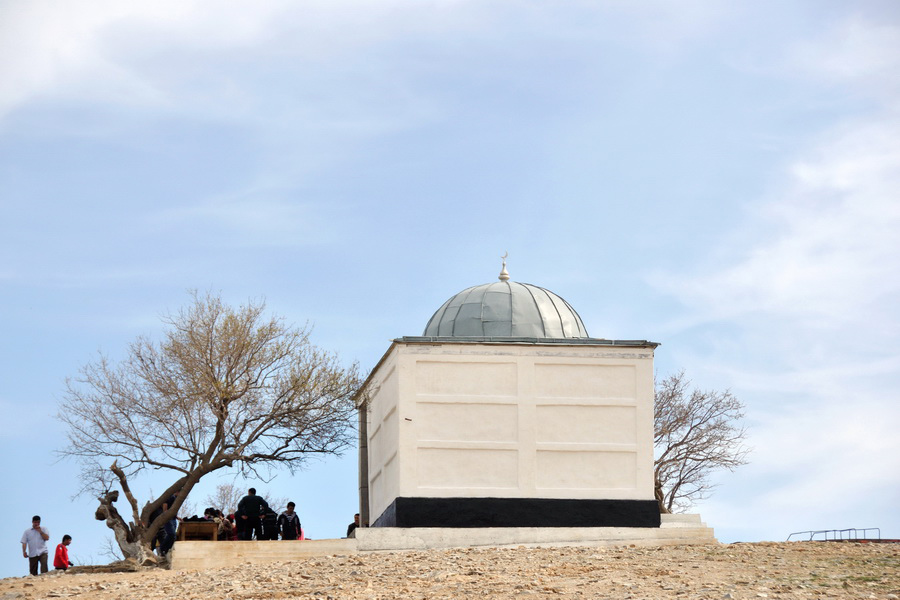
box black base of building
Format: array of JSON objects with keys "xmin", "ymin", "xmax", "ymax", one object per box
[{"xmin": 372, "ymin": 497, "xmax": 661, "ymax": 528}]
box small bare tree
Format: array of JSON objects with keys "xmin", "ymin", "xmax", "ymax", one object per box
[
  {"xmin": 654, "ymin": 371, "xmax": 750, "ymax": 513},
  {"xmin": 176, "ymin": 498, "xmax": 198, "ymax": 520},
  {"xmin": 204, "ymin": 483, "xmax": 245, "ymax": 516},
  {"xmin": 60, "ymin": 291, "xmax": 361, "ymax": 565},
  {"xmin": 99, "ymin": 535, "xmax": 124, "ymax": 563},
  {"xmin": 259, "ymin": 493, "xmax": 290, "ymax": 515},
  {"xmin": 204, "ymin": 483, "xmax": 288, "ymax": 515}
]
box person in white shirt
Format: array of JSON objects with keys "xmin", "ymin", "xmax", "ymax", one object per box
[{"xmin": 21, "ymin": 515, "xmax": 50, "ymax": 575}]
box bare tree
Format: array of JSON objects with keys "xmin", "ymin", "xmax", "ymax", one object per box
[
  {"xmin": 177, "ymin": 498, "xmax": 197, "ymax": 520},
  {"xmin": 204, "ymin": 483, "xmax": 288, "ymax": 515},
  {"xmin": 99, "ymin": 535, "xmax": 124, "ymax": 563},
  {"xmin": 259, "ymin": 492, "xmax": 290, "ymax": 514},
  {"xmin": 60, "ymin": 291, "xmax": 362, "ymax": 565},
  {"xmin": 204, "ymin": 483, "xmax": 245, "ymax": 516},
  {"xmin": 654, "ymin": 371, "xmax": 750, "ymax": 513}
]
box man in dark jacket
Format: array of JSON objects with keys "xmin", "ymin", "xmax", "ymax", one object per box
[
  {"xmin": 346, "ymin": 513, "xmax": 360, "ymax": 538},
  {"xmin": 236, "ymin": 488, "xmax": 268, "ymax": 540},
  {"xmin": 261, "ymin": 507, "xmax": 279, "ymax": 540},
  {"xmin": 277, "ymin": 502, "xmax": 302, "ymax": 540},
  {"xmin": 148, "ymin": 492, "xmax": 178, "ymax": 555}
]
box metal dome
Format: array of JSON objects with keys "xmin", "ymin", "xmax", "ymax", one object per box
[{"xmin": 423, "ymin": 280, "xmax": 589, "ymax": 339}]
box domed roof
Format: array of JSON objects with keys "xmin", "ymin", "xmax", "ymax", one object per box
[{"xmin": 423, "ymin": 265, "xmax": 589, "ymax": 339}]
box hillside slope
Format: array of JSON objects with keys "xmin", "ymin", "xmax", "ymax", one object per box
[{"xmin": 1, "ymin": 542, "xmax": 897, "ymax": 599}]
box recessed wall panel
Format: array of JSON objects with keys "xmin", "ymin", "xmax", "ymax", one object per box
[
  {"xmin": 370, "ymin": 405, "xmax": 398, "ymax": 468},
  {"xmin": 383, "ymin": 453, "xmax": 399, "ymax": 502},
  {"xmin": 418, "ymin": 448, "xmax": 518, "ymax": 489},
  {"xmin": 535, "ymin": 405, "xmax": 636, "ymax": 444},
  {"xmin": 369, "ymin": 470, "xmax": 383, "ymax": 516},
  {"xmin": 534, "ymin": 364, "xmax": 635, "ymax": 399},
  {"xmin": 417, "ymin": 402, "xmax": 518, "ymax": 443},
  {"xmin": 416, "ymin": 361, "xmax": 517, "ymax": 396},
  {"xmin": 535, "ymin": 450, "xmax": 637, "ymax": 490},
  {"xmin": 374, "ymin": 366, "xmax": 398, "ymax": 423},
  {"xmin": 369, "ymin": 423, "xmax": 384, "ymax": 473}
]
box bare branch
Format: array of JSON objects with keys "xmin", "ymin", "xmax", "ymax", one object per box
[
  {"xmin": 204, "ymin": 482, "xmax": 245, "ymax": 516},
  {"xmin": 58, "ymin": 291, "xmax": 361, "ymax": 562},
  {"xmin": 109, "ymin": 461, "xmax": 140, "ymax": 526},
  {"xmin": 654, "ymin": 370, "xmax": 750, "ymax": 513}
]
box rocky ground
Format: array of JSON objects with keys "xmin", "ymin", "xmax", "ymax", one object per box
[{"xmin": 1, "ymin": 542, "xmax": 897, "ymax": 600}]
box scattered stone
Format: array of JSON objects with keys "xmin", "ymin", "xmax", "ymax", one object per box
[{"xmin": 0, "ymin": 542, "xmax": 897, "ymax": 599}]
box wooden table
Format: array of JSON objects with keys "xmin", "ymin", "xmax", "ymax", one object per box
[{"xmin": 176, "ymin": 521, "xmax": 219, "ymax": 541}]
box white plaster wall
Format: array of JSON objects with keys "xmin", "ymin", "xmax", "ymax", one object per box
[
  {"xmin": 366, "ymin": 342, "xmax": 656, "ymax": 521},
  {"xmin": 365, "ymin": 348, "xmax": 401, "ymax": 522}
]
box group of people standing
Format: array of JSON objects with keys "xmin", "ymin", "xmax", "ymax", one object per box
[
  {"xmin": 20, "ymin": 516, "xmax": 73, "ymax": 576},
  {"xmin": 21, "ymin": 489, "xmax": 360, "ymax": 575},
  {"xmin": 151, "ymin": 487, "xmax": 304, "ymax": 551},
  {"xmin": 233, "ymin": 488, "xmax": 303, "ymax": 541},
  {"xmin": 182, "ymin": 488, "xmax": 305, "ymax": 542}
]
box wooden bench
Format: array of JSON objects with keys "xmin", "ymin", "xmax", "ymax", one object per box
[{"xmin": 176, "ymin": 521, "xmax": 219, "ymax": 541}]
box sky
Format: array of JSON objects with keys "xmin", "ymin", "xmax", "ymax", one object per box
[{"xmin": 1, "ymin": 0, "xmax": 899, "ymax": 579}]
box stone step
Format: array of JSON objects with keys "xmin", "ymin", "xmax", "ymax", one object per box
[
  {"xmin": 171, "ymin": 522, "xmax": 718, "ymax": 570},
  {"xmin": 172, "ymin": 519, "xmax": 717, "ymax": 570},
  {"xmin": 354, "ymin": 526, "xmax": 717, "ymax": 552},
  {"xmin": 660, "ymin": 514, "xmax": 708, "ymax": 528}
]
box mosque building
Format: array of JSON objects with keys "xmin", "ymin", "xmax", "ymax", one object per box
[
  {"xmin": 357, "ymin": 259, "xmax": 660, "ymax": 529},
  {"xmin": 173, "ymin": 260, "xmax": 714, "ymax": 570}
]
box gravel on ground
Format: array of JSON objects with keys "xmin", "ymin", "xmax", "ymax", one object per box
[{"xmin": 1, "ymin": 541, "xmax": 897, "ymax": 600}]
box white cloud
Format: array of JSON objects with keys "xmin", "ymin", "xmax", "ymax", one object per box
[
  {"xmin": 0, "ymin": 0, "xmax": 738, "ymax": 127},
  {"xmin": 648, "ymin": 113, "xmax": 900, "ymax": 524},
  {"xmin": 703, "ymin": 392, "xmax": 900, "ymax": 540},
  {"xmin": 0, "ymin": 0, "xmax": 328, "ymax": 121},
  {"xmin": 0, "ymin": 1, "xmax": 412, "ymax": 115},
  {"xmin": 787, "ymin": 17, "xmax": 900, "ymax": 101},
  {"xmin": 650, "ymin": 111, "xmax": 900, "ymax": 336},
  {"xmin": 646, "ymin": 15, "xmax": 900, "ymax": 537},
  {"xmin": 0, "ymin": 1, "xmax": 175, "ymax": 118}
]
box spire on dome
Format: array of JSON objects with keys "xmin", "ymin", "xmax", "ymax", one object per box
[{"xmin": 499, "ymin": 252, "xmax": 510, "ymax": 282}]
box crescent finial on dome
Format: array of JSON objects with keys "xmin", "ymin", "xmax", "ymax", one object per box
[{"xmin": 499, "ymin": 252, "xmax": 510, "ymax": 281}]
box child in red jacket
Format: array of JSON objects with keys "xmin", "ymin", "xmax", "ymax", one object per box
[{"xmin": 53, "ymin": 535, "xmax": 73, "ymax": 570}]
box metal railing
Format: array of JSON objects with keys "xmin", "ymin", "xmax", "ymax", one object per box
[{"xmin": 786, "ymin": 527, "xmax": 881, "ymax": 541}]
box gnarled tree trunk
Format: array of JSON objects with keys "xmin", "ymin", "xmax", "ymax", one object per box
[
  {"xmin": 654, "ymin": 477, "xmax": 671, "ymax": 514},
  {"xmin": 95, "ymin": 490, "xmax": 159, "ymax": 566}
]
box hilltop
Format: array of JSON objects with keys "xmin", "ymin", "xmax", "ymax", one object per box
[{"xmin": 1, "ymin": 541, "xmax": 897, "ymax": 599}]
